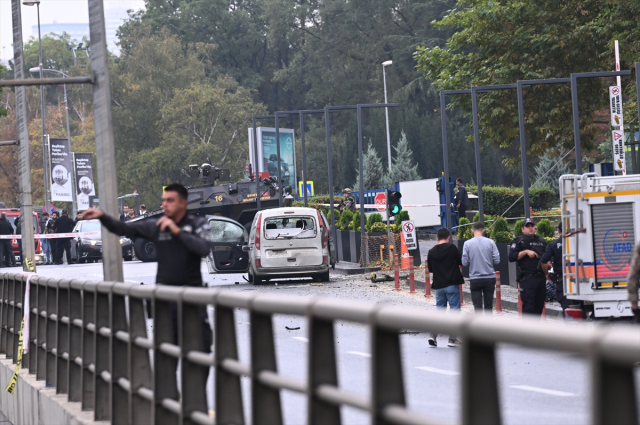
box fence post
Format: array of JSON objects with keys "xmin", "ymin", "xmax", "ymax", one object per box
[
  {"xmin": 409, "ymin": 256, "xmax": 416, "ymax": 294},
  {"xmin": 394, "ymin": 254, "xmax": 400, "ymax": 291},
  {"xmin": 495, "ymin": 272, "xmax": 502, "ymax": 314},
  {"xmin": 308, "ymin": 309, "xmax": 340, "ymax": 424},
  {"xmin": 94, "ymin": 281, "xmax": 114, "ymax": 421},
  {"xmin": 68, "ymin": 280, "xmax": 83, "ymax": 402},
  {"xmin": 82, "ymin": 281, "xmax": 98, "ymax": 411},
  {"xmin": 128, "ymin": 285, "xmax": 154, "ymax": 424},
  {"xmin": 111, "ymin": 284, "xmax": 129, "ymax": 425},
  {"xmin": 56, "ymin": 279, "xmax": 70, "ymax": 394},
  {"xmin": 424, "ymin": 266, "xmax": 432, "ymax": 298}
]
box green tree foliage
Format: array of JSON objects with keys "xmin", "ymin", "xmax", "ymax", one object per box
[
  {"xmin": 353, "ymin": 142, "xmax": 385, "ymax": 191},
  {"xmin": 532, "ymin": 148, "xmax": 571, "ymax": 195},
  {"xmin": 339, "ymin": 210, "xmax": 354, "ymax": 231},
  {"xmin": 415, "ymin": 0, "xmax": 616, "ymax": 169},
  {"xmin": 352, "ymin": 211, "xmax": 364, "ymax": 232},
  {"xmin": 457, "ymin": 217, "xmax": 472, "ymax": 239},
  {"xmin": 383, "ymin": 131, "xmax": 421, "ymax": 186},
  {"xmin": 514, "ymin": 219, "xmax": 524, "ymax": 237},
  {"xmin": 366, "ymin": 213, "xmax": 383, "ymax": 232},
  {"xmin": 536, "ymin": 219, "xmax": 555, "ymax": 238},
  {"xmin": 467, "ymin": 185, "xmax": 557, "ymax": 217}
]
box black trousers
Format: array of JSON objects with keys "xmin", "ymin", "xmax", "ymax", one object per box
[
  {"xmin": 470, "ymin": 278, "xmax": 495, "ymax": 313},
  {"xmin": 0, "ymin": 240, "xmax": 16, "ymax": 267},
  {"xmin": 554, "ymin": 276, "xmax": 570, "ymax": 310},
  {"xmin": 521, "ymin": 275, "xmax": 547, "ymax": 315},
  {"xmin": 56, "ymin": 238, "xmax": 71, "ymax": 264},
  {"xmin": 51, "ymin": 239, "xmax": 59, "ymax": 263},
  {"xmin": 458, "ymin": 206, "xmax": 467, "ymax": 222}
]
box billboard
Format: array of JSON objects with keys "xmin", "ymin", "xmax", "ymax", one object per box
[
  {"xmin": 74, "ymin": 153, "xmax": 95, "ymax": 211},
  {"xmin": 49, "ymin": 138, "xmax": 74, "ymax": 202},
  {"xmin": 248, "ymin": 127, "xmax": 297, "ymax": 192}
]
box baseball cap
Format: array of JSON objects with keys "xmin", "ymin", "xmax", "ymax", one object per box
[{"xmin": 523, "ymin": 218, "xmax": 535, "ymax": 226}]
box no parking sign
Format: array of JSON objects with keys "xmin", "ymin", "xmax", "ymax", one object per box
[{"xmin": 401, "ymin": 220, "xmax": 417, "ymax": 250}]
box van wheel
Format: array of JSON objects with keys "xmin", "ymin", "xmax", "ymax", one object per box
[
  {"xmin": 317, "ymin": 271, "xmax": 330, "ymax": 282},
  {"xmin": 251, "ymin": 272, "xmax": 264, "ymax": 285}
]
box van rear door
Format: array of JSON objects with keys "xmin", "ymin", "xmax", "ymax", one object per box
[
  {"xmin": 206, "ymin": 217, "xmax": 250, "ymax": 273},
  {"xmin": 262, "ymin": 215, "xmax": 322, "ymax": 268}
]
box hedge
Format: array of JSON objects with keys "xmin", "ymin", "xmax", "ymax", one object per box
[{"xmin": 465, "ymin": 185, "xmax": 557, "ymax": 217}]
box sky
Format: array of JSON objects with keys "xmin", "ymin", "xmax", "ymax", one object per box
[{"xmin": 0, "ymin": 0, "xmax": 145, "ymax": 63}]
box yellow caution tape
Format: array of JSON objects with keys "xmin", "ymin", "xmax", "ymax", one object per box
[
  {"xmin": 24, "ymin": 258, "xmax": 35, "ymax": 272},
  {"xmin": 5, "ymin": 318, "xmax": 24, "ymax": 394}
]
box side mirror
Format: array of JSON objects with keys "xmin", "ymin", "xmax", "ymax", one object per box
[{"xmin": 242, "ymin": 245, "xmax": 251, "ymax": 252}]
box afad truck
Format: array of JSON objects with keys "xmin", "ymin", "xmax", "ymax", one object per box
[{"xmin": 560, "ymin": 173, "xmax": 637, "ymax": 319}]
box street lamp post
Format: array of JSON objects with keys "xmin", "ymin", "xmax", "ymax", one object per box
[
  {"xmin": 30, "ymin": 67, "xmax": 77, "ymax": 216},
  {"xmin": 23, "ymin": 0, "xmax": 49, "ymax": 214},
  {"xmin": 382, "ymin": 60, "xmax": 393, "ymax": 172}
]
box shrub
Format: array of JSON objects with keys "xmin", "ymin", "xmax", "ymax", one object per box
[
  {"xmin": 366, "ymin": 213, "xmax": 383, "ymax": 232},
  {"xmin": 352, "ymin": 211, "xmax": 363, "ymax": 231},
  {"xmin": 537, "ymin": 219, "xmax": 555, "ymax": 238},
  {"xmin": 514, "ymin": 219, "xmax": 524, "ymax": 236},
  {"xmin": 457, "ymin": 217, "xmax": 472, "ymax": 239},
  {"xmin": 466, "ymin": 185, "xmax": 557, "ymax": 217},
  {"xmin": 492, "ymin": 231, "xmax": 514, "ymax": 244},
  {"xmin": 397, "ymin": 210, "xmax": 410, "ymax": 222},
  {"xmin": 369, "ymin": 222, "xmax": 387, "ymax": 233},
  {"xmin": 339, "ymin": 210, "xmax": 353, "ymax": 230},
  {"xmin": 491, "ymin": 218, "xmax": 510, "ymax": 234},
  {"xmin": 391, "ymin": 223, "xmax": 402, "ymax": 233}
]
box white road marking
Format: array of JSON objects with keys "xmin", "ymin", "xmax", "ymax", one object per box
[
  {"xmin": 292, "ymin": 337, "xmax": 309, "ymax": 342},
  {"xmin": 416, "ymin": 366, "xmax": 459, "ymax": 376},
  {"xmin": 511, "ymin": 385, "xmax": 575, "ymax": 397},
  {"xmin": 347, "ymin": 351, "xmax": 371, "ymax": 358}
]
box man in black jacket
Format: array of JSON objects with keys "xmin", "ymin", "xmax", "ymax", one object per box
[
  {"xmin": 426, "ymin": 228, "xmax": 464, "ymax": 347},
  {"xmin": 454, "ymin": 178, "xmax": 469, "ymax": 223},
  {"xmin": 52, "ymin": 209, "xmax": 75, "ymax": 264},
  {"xmin": 0, "ymin": 213, "xmax": 16, "ymax": 267}
]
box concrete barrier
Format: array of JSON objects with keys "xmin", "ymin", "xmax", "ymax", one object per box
[{"xmin": 0, "ymin": 356, "xmax": 101, "ymax": 425}]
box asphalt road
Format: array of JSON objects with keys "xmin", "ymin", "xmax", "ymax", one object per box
[{"xmin": 6, "ymin": 261, "xmax": 640, "ymax": 425}]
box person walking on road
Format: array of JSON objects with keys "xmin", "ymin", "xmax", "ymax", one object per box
[
  {"xmin": 52, "ymin": 209, "xmax": 75, "ymax": 264},
  {"xmin": 0, "ymin": 213, "xmax": 16, "ymax": 268},
  {"xmin": 454, "ymin": 178, "xmax": 469, "ymax": 223},
  {"xmin": 427, "ymin": 228, "xmax": 463, "ymax": 347},
  {"xmin": 40, "ymin": 212, "xmax": 53, "ymax": 265},
  {"xmin": 462, "ymin": 221, "xmax": 500, "ymax": 314},
  {"xmin": 540, "ymin": 223, "xmax": 569, "ymax": 312},
  {"xmin": 626, "ymin": 237, "xmax": 640, "ymax": 323},
  {"xmin": 47, "ymin": 211, "xmax": 59, "ymax": 264},
  {"xmin": 509, "ymin": 218, "xmax": 547, "ymax": 315}
]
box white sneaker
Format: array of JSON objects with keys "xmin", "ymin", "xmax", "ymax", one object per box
[
  {"xmin": 428, "ymin": 334, "xmax": 437, "ymax": 347},
  {"xmin": 447, "ymin": 338, "xmax": 462, "ymax": 347}
]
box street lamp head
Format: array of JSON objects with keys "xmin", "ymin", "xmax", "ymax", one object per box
[
  {"xmin": 29, "ymin": 66, "xmax": 41, "ymax": 74},
  {"xmin": 382, "ymin": 60, "xmax": 393, "ymax": 67},
  {"xmin": 22, "ymin": 0, "xmax": 40, "ymax": 5}
]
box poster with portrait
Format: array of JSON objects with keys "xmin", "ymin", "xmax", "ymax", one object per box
[
  {"xmin": 49, "ymin": 138, "xmax": 74, "ymax": 202},
  {"xmin": 247, "ymin": 127, "xmax": 297, "ymax": 192},
  {"xmin": 74, "ymin": 153, "xmax": 95, "ymax": 210}
]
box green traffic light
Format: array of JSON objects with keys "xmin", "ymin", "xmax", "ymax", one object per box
[{"xmin": 391, "ymin": 205, "xmax": 402, "ymax": 214}]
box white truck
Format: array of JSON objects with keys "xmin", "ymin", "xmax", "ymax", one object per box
[{"xmin": 560, "ymin": 173, "xmax": 636, "ymax": 319}]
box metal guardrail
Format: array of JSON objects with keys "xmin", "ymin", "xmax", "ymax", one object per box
[{"xmin": 0, "ymin": 271, "xmax": 639, "ymax": 425}]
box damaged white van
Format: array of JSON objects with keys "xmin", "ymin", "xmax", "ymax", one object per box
[{"xmin": 243, "ymin": 207, "xmax": 336, "ymax": 284}]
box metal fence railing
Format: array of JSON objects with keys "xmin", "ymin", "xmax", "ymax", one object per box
[{"xmin": 1, "ymin": 271, "xmax": 639, "ymax": 425}]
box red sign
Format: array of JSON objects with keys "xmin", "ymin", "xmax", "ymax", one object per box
[
  {"xmin": 611, "ymin": 86, "xmax": 620, "ymax": 96},
  {"xmin": 402, "ymin": 222, "xmax": 414, "ymax": 233},
  {"xmin": 374, "ymin": 192, "xmax": 386, "ymax": 211}
]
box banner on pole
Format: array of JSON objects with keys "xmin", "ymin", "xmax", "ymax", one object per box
[
  {"xmin": 612, "ymin": 130, "xmax": 626, "ymax": 173},
  {"xmin": 609, "ymin": 86, "xmax": 623, "ymax": 127},
  {"xmin": 49, "ymin": 138, "xmax": 73, "ymax": 202},
  {"xmin": 74, "ymin": 153, "xmax": 95, "ymax": 211},
  {"xmin": 248, "ymin": 127, "xmax": 297, "ymax": 192}
]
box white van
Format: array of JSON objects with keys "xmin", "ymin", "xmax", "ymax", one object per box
[{"xmin": 243, "ymin": 207, "xmax": 336, "ymax": 284}]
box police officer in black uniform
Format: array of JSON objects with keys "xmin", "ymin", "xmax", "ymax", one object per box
[
  {"xmin": 540, "ymin": 223, "xmax": 569, "ymax": 311},
  {"xmin": 509, "ymin": 218, "xmax": 547, "ymax": 315}
]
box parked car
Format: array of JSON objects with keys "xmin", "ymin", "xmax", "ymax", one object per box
[
  {"xmin": 0, "ymin": 208, "xmax": 43, "ymax": 264},
  {"xmin": 70, "ymin": 219, "xmax": 133, "ymax": 263}
]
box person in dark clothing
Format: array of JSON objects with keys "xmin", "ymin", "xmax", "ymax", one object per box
[
  {"xmin": 83, "ymin": 183, "xmax": 214, "ymax": 396},
  {"xmin": 52, "ymin": 209, "xmax": 75, "ymax": 264},
  {"xmin": 509, "ymin": 218, "xmax": 547, "ymax": 315},
  {"xmin": 47, "ymin": 212, "xmax": 59, "ymax": 264},
  {"xmin": 454, "ymin": 178, "xmax": 469, "ymax": 223},
  {"xmin": 0, "ymin": 213, "xmax": 16, "ymax": 267},
  {"xmin": 540, "ymin": 223, "xmax": 569, "ymax": 312},
  {"xmin": 426, "ymin": 228, "xmax": 464, "ymax": 347},
  {"xmin": 13, "ymin": 216, "xmax": 22, "ymax": 262}
]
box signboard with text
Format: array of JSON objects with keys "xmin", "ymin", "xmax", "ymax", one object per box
[
  {"xmin": 609, "ymin": 86, "xmax": 623, "ymax": 127},
  {"xmin": 401, "ymin": 220, "xmax": 417, "ymax": 250},
  {"xmin": 612, "ymin": 130, "xmax": 626, "ymax": 173},
  {"xmin": 248, "ymin": 127, "xmax": 297, "ymax": 193},
  {"xmin": 49, "ymin": 138, "xmax": 73, "ymax": 202}
]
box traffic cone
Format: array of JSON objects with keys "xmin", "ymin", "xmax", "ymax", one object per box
[{"xmin": 400, "ymin": 232, "xmax": 410, "ymax": 269}]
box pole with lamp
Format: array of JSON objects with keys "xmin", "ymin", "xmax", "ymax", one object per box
[
  {"xmin": 382, "ymin": 60, "xmax": 393, "ymax": 172},
  {"xmin": 23, "ymin": 0, "xmax": 50, "ymax": 214},
  {"xmin": 29, "ymin": 67, "xmax": 77, "ymax": 216}
]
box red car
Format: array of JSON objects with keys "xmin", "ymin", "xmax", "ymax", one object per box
[{"xmin": 0, "ymin": 209, "xmax": 43, "ymax": 265}]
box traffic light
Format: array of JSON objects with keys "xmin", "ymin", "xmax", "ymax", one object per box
[{"xmin": 387, "ymin": 190, "xmax": 402, "ymax": 216}]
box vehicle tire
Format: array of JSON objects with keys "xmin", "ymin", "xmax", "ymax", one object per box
[
  {"xmin": 134, "ymin": 238, "xmax": 157, "ymax": 262},
  {"xmin": 317, "ymin": 271, "xmax": 330, "ymax": 282},
  {"xmin": 252, "ymin": 272, "xmax": 264, "ymax": 285},
  {"xmin": 124, "ymin": 256, "xmax": 133, "ymax": 262},
  {"xmin": 76, "ymin": 247, "xmax": 86, "ymax": 264}
]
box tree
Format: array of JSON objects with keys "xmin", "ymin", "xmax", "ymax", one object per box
[
  {"xmin": 532, "ymin": 148, "xmax": 571, "ymax": 195},
  {"xmin": 383, "ymin": 131, "xmax": 421, "ymax": 186},
  {"xmin": 415, "ymin": 0, "xmax": 614, "ymax": 168},
  {"xmin": 353, "ymin": 141, "xmax": 385, "ymax": 191}
]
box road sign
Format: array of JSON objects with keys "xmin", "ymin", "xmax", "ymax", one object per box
[
  {"xmin": 609, "ymin": 86, "xmax": 623, "ymax": 127},
  {"xmin": 374, "ymin": 192, "xmax": 386, "ymax": 212},
  {"xmin": 401, "ymin": 220, "xmax": 417, "ymax": 250},
  {"xmin": 298, "ymin": 181, "xmax": 314, "ymax": 196},
  {"xmin": 612, "ymin": 130, "xmax": 626, "ymax": 173}
]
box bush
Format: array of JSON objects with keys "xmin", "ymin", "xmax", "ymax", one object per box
[
  {"xmin": 491, "ymin": 218, "xmax": 510, "ymax": 234},
  {"xmin": 366, "ymin": 213, "xmax": 383, "ymax": 232},
  {"xmin": 514, "ymin": 219, "xmax": 524, "ymax": 236},
  {"xmin": 391, "ymin": 223, "xmax": 402, "ymax": 233},
  {"xmin": 327, "ymin": 209, "xmax": 340, "ymax": 225},
  {"xmin": 457, "ymin": 217, "xmax": 472, "ymax": 239},
  {"xmin": 369, "ymin": 222, "xmax": 387, "ymax": 233},
  {"xmin": 397, "ymin": 210, "xmax": 410, "ymax": 222},
  {"xmin": 339, "ymin": 210, "xmax": 353, "ymax": 230},
  {"xmin": 537, "ymin": 219, "xmax": 555, "ymax": 238},
  {"xmin": 492, "ymin": 231, "xmax": 514, "ymax": 244},
  {"xmin": 466, "ymin": 185, "xmax": 557, "ymax": 217},
  {"xmin": 352, "ymin": 211, "xmax": 363, "ymax": 232}
]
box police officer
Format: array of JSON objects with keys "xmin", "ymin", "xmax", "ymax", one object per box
[
  {"xmin": 0, "ymin": 213, "xmax": 15, "ymax": 267},
  {"xmin": 540, "ymin": 223, "xmax": 569, "ymax": 311},
  {"xmin": 338, "ymin": 188, "xmax": 357, "ymax": 213},
  {"xmin": 508, "ymin": 218, "xmax": 547, "ymax": 315}
]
